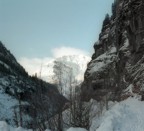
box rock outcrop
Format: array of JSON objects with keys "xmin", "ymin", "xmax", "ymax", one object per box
[{"xmin": 82, "ymin": 0, "xmax": 144, "ymax": 101}]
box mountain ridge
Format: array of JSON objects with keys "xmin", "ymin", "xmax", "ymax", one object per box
[
  {"xmin": 0, "ymin": 41, "xmax": 68, "ymax": 129},
  {"xmin": 82, "ymin": 0, "xmax": 144, "ymax": 101},
  {"xmin": 20, "ymin": 55, "xmax": 91, "ymax": 83}
]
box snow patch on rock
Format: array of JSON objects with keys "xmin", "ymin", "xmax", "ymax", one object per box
[{"xmin": 88, "ymin": 46, "xmax": 116, "ymax": 76}]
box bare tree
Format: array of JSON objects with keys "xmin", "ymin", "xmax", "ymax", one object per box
[{"xmin": 52, "ymin": 59, "xmax": 91, "ymax": 130}]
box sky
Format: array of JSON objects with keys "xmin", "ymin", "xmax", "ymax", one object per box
[
  {"xmin": 0, "ymin": 0, "xmax": 114, "ymax": 58},
  {"xmin": 0, "ymin": 0, "xmax": 114, "ymax": 75}
]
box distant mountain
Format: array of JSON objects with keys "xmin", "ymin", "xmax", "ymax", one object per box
[
  {"xmin": 0, "ymin": 41, "xmax": 68, "ymax": 129},
  {"xmin": 39, "ymin": 55, "xmax": 91, "ymax": 83}
]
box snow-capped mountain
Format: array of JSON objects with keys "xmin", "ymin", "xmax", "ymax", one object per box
[{"xmin": 37, "ymin": 55, "xmax": 91, "ymax": 83}]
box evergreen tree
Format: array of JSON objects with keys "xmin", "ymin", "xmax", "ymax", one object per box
[
  {"xmin": 102, "ymin": 14, "xmax": 110, "ymax": 31},
  {"xmin": 112, "ymin": 0, "xmax": 117, "ymax": 19}
]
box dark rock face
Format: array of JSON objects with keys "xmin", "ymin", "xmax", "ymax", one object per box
[
  {"xmin": 0, "ymin": 42, "xmax": 68, "ymax": 128},
  {"xmin": 81, "ymin": 0, "xmax": 144, "ymax": 101}
]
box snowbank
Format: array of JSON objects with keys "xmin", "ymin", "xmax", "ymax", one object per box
[
  {"xmin": 0, "ymin": 121, "xmax": 10, "ymax": 131},
  {"xmin": 93, "ymin": 98, "xmax": 144, "ymax": 131},
  {"xmin": 0, "ymin": 121, "xmax": 51, "ymax": 131},
  {"xmin": 0, "ymin": 121, "xmax": 88, "ymax": 131},
  {"xmin": 0, "ymin": 90, "xmax": 18, "ymax": 126},
  {"xmin": 67, "ymin": 127, "xmax": 87, "ymax": 131},
  {"xmin": 2, "ymin": 97, "xmax": 144, "ymax": 131}
]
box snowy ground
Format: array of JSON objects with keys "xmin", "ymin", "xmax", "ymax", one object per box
[
  {"xmin": 1, "ymin": 97, "xmax": 144, "ymax": 131},
  {"xmin": 0, "ymin": 121, "xmax": 87, "ymax": 131},
  {"xmin": 91, "ymin": 98, "xmax": 144, "ymax": 131},
  {"xmin": 67, "ymin": 127, "xmax": 87, "ymax": 131},
  {"xmin": 0, "ymin": 86, "xmax": 18, "ymax": 126},
  {"xmin": 0, "ymin": 121, "xmax": 31, "ymax": 131}
]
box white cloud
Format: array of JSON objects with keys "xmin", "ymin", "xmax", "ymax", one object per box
[
  {"xmin": 19, "ymin": 57, "xmax": 53, "ymax": 76},
  {"xmin": 51, "ymin": 46, "xmax": 89, "ymax": 58},
  {"xmin": 19, "ymin": 46, "xmax": 90, "ymax": 77}
]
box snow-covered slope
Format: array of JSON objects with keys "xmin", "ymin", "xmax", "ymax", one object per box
[
  {"xmin": 0, "ymin": 121, "xmax": 45, "ymax": 131},
  {"xmin": 54, "ymin": 55, "xmax": 90, "ymax": 81},
  {"xmin": 67, "ymin": 127, "xmax": 87, "ymax": 131},
  {"xmin": 0, "ymin": 88, "xmax": 18, "ymax": 126},
  {"xmin": 0, "ymin": 121, "xmax": 87, "ymax": 131},
  {"xmin": 90, "ymin": 98, "xmax": 144, "ymax": 131},
  {"xmin": 0, "ymin": 42, "xmax": 68, "ymax": 129},
  {"xmin": 2, "ymin": 97, "xmax": 144, "ymax": 131},
  {"xmin": 36, "ymin": 55, "xmax": 90, "ymax": 83}
]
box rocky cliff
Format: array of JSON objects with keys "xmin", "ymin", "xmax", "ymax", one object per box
[
  {"xmin": 0, "ymin": 41, "xmax": 68, "ymax": 129},
  {"xmin": 82, "ymin": 0, "xmax": 144, "ymax": 101}
]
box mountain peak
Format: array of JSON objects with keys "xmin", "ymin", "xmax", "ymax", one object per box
[{"xmin": 39, "ymin": 54, "xmax": 91, "ymax": 83}]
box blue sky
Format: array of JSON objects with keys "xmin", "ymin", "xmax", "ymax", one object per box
[{"xmin": 0, "ymin": 0, "xmax": 114, "ymax": 59}]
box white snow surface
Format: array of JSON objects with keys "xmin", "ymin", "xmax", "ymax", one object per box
[
  {"xmin": 0, "ymin": 88, "xmax": 18, "ymax": 125},
  {"xmin": 0, "ymin": 122, "xmax": 87, "ymax": 131},
  {"xmin": 20, "ymin": 55, "xmax": 90, "ymax": 83},
  {"xmin": 0, "ymin": 121, "xmax": 32, "ymax": 131},
  {"xmin": 0, "ymin": 121, "xmax": 51, "ymax": 131},
  {"xmin": 120, "ymin": 38, "xmax": 129, "ymax": 51},
  {"xmin": 67, "ymin": 127, "xmax": 87, "ymax": 131},
  {"xmin": 92, "ymin": 98, "xmax": 144, "ymax": 131},
  {"xmin": 88, "ymin": 46, "xmax": 116, "ymax": 75},
  {"xmin": 47, "ymin": 55, "xmax": 90, "ymax": 83},
  {"xmin": 1, "ymin": 98, "xmax": 144, "ymax": 131}
]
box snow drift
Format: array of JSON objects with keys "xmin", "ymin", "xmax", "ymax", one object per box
[{"xmin": 90, "ymin": 98, "xmax": 144, "ymax": 131}]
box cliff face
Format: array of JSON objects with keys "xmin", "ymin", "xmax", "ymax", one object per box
[
  {"xmin": 82, "ymin": 0, "xmax": 144, "ymax": 101},
  {"xmin": 0, "ymin": 42, "xmax": 68, "ymax": 129}
]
